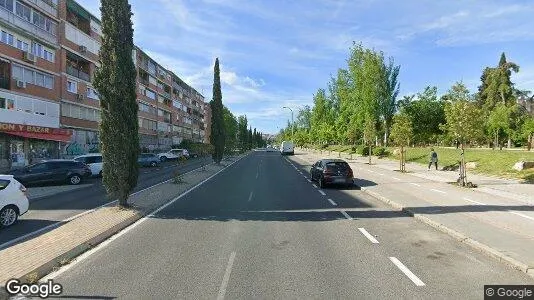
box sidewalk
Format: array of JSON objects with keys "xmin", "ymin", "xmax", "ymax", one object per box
[
  {"xmin": 292, "ymin": 148, "xmax": 534, "ymax": 278},
  {"xmin": 303, "ymin": 147, "xmax": 534, "ymax": 205},
  {"xmin": 0, "ymin": 154, "xmax": 246, "ymax": 288}
]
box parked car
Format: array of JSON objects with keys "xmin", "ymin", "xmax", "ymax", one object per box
[
  {"xmin": 10, "ymin": 160, "xmax": 92, "ymax": 186},
  {"xmin": 187, "ymin": 150, "xmax": 199, "ymax": 158},
  {"xmin": 310, "ymin": 159, "xmax": 354, "ymax": 188},
  {"xmin": 138, "ymin": 153, "xmax": 160, "ymax": 167},
  {"xmin": 280, "ymin": 141, "xmax": 295, "ymax": 155},
  {"xmin": 74, "ymin": 153, "xmax": 103, "ymax": 177},
  {"xmin": 0, "ymin": 175, "xmax": 29, "ymax": 228},
  {"xmin": 156, "ymin": 149, "xmax": 189, "ymax": 161}
]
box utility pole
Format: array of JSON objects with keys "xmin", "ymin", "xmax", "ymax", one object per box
[{"xmin": 282, "ymin": 106, "xmax": 294, "ymax": 141}]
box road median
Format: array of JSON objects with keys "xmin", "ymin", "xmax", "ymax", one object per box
[{"xmin": 0, "ymin": 153, "xmax": 248, "ymax": 288}]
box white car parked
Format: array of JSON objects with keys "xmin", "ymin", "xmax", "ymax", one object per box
[
  {"xmin": 156, "ymin": 149, "xmax": 189, "ymax": 161},
  {"xmin": 0, "ymin": 175, "xmax": 29, "ymax": 228},
  {"xmin": 74, "ymin": 153, "xmax": 103, "ymax": 177}
]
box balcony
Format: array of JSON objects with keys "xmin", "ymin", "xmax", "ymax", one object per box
[
  {"xmin": 0, "ymin": 6, "xmax": 57, "ymax": 46},
  {"xmin": 66, "ymin": 65, "xmax": 90, "ymax": 81},
  {"xmin": 26, "ymin": 0, "xmax": 58, "ymax": 16},
  {"xmin": 65, "ymin": 22, "xmax": 100, "ymax": 55}
]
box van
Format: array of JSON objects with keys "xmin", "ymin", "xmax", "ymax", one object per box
[
  {"xmin": 280, "ymin": 141, "xmax": 294, "ymax": 155},
  {"xmin": 74, "ymin": 153, "xmax": 103, "ymax": 177}
]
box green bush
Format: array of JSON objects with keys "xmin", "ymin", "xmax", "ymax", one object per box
[
  {"xmin": 374, "ymin": 146, "xmax": 389, "ymax": 157},
  {"xmin": 357, "ymin": 145, "xmax": 369, "ymax": 156},
  {"xmin": 320, "ymin": 144, "xmax": 329, "ymax": 149}
]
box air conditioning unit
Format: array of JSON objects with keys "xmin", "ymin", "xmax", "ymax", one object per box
[
  {"xmin": 79, "ymin": 45, "xmax": 87, "ymax": 53},
  {"xmin": 16, "ymin": 80, "xmax": 26, "ymax": 88},
  {"xmin": 76, "ymin": 93, "xmax": 84, "ymax": 101},
  {"xmin": 23, "ymin": 52, "xmax": 36, "ymax": 63}
]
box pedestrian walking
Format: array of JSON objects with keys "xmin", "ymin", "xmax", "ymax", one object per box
[{"xmin": 428, "ymin": 148, "xmax": 438, "ymax": 170}]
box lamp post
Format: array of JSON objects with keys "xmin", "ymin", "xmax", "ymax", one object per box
[{"xmin": 282, "ymin": 106, "xmax": 294, "ymax": 141}]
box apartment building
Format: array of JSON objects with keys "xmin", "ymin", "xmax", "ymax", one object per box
[
  {"xmin": 0, "ymin": 0, "xmax": 209, "ymax": 171},
  {"xmin": 0, "ymin": 0, "xmax": 71, "ymax": 172}
]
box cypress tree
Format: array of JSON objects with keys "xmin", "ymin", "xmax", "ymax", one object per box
[
  {"xmin": 210, "ymin": 58, "xmax": 225, "ymax": 163},
  {"xmin": 94, "ymin": 0, "xmax": 139, "ymax": 207}
]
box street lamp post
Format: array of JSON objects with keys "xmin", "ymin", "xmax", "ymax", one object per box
[{"xmin": 282, "ymin": 106, "xmax": 294, "ymax": 141}]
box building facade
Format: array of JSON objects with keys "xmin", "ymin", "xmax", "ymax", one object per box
[
  {"xmin": 0, "ymin": 0, "xmax": 72, "ymax": 172},
  {"xmin": 0, "ymin": 0, "xmax": 209, "ymax": 172},
  {"xmin": 517, "ymin": 95, "xmax": 534, "ymax": 116}
]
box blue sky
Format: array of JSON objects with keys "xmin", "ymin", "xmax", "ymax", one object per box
[{"xmin": 77, "ymin": 0, "xmax": 534, "ymax": 134}]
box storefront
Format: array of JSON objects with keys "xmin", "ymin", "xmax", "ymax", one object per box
[{"xmin": 0, "ymin": 122, "xmax": 72, "ymax": 172}]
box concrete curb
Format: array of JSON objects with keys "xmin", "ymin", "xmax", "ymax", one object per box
[
  {"xmin": 0, "ymin": 153, "xmax": 249, "ymax": 291},
  {"xmin": 360, "ymin": 186, "xmax": 534, "ymax": 278}
]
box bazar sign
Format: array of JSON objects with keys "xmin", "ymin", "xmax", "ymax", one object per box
[{"xmin": 0, "ymin": 122, "xmax": 70, "ymax": 135}]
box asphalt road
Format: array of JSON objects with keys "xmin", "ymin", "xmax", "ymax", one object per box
[
  {"xmin": 49, "ymin": 150, "xmax": 533, "ymax": 299},
  {"xmin": 0, "ymin": 157, "xmax": 212, "ymax": 246}
]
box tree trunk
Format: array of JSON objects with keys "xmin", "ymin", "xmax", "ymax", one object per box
[
  {"xmin": 494, "ymin": 132, "xmax": 498, "ymax": 150},
  {"xmin": 528, "ymin": 133, "xmax": 532, "ymax": 151},
  {"xmin": 383, "ymin": 120, "xmax": 388, "ymax": 147},
  {"xmin": 507, "ymin": 137, "xmax": 511, "ymax": 149},
  {"xmin": 368, "ymin": 144, "xmax": 372, "ymax": 165}
]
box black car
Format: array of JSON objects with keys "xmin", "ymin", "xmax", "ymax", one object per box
[
  {"xmin": 10, "ymin": 160, "xmax": 92, "ymax": 186},
  {"xmin": 310, "ymin": 159, "xmax": 354, "ymax": 188}
]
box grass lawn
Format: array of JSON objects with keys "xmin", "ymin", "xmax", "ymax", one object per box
[
  {"xmin": 306, "ymin": 144, "xmax": 534, "ymax": 182},
  {"xmin": 387, "ymin": 147, "xmax": 534, "ymax": 182}
]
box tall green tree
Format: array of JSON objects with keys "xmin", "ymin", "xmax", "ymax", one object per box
[
  {"xmin": 237, "ymin": 115, "xmax": 248, "ymax": 152},
  {"xmin": 522, "ymin": 117, "xmax": 534, "ymax": 151},
  {"xmin": 94, "ymin": 0, "xmax": 138, "ymax": 207},
  {"xmin": 486, "ymin": 103, "xmax": 513, "ymax": 149},
  {"xmin": 222, "ymin": 106, "xmax": 237, "ymax": 154},
  {"xmin": 210, "ymin": 58, "xmax": 225, "ymax": 163},
  {"xmin": 379, "ymin": 57, "xmax": 400, "ymax": 146}
]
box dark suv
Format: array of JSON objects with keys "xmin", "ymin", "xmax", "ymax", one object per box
[{"xmin": 10, "ymin": 160, "xmax": 92, "ymax": 186}]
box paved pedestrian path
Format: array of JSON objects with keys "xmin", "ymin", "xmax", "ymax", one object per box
[{"xmin": 291, "ymin": 148, "xmax": 534, "ymax": 277}]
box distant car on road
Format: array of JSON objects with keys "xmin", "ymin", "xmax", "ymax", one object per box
[
  {"xmin": 310, "ymin": 159, "xmax": 354, "ymax": 188},
  {"xmin": 0, "ymin": 175, "xmax": 29, "ymax": 228},
  {"xmin": 74, "ymin": 153, "xmax": 103, "ymax": 177},
  {"xmin": 9, "ymin": 160, "xmax": 92, "ymax": 186},
  {"xmin": 138, "ymin": 153, "xmax": 160, "ymax": 167},
  {"xmin": 157, "ymin": 149, "xmax": 189, "ymax": 161},
  {"xmin": 280, "ymin": 141, "xmax": 294, "ymax": 155}
]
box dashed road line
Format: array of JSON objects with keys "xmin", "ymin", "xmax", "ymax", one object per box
[
  {"xmin": 510, "ymin": 211, "xmax": 534, "ymax": 221},
  {"xmin": 217, "ymin": 251, "xmax": 237, "ymax": 300},
  {"xmin": 312, "ymin": 184, "xmax": 318, "ymax": 188},
  {"xmin": 430, "ymin": 188, "xmax": 447, "ymax": 194},
  {"xmin": 367, "ymin": 170, "xmax": 375, "ymax": 174},
  {"xmin": 248, "ymin": 191, "xmax": 254, "ymax": 202},
  {"xmin": 256, "ymin": 172, "xmax": 259, "ymax": 179},
  {"xmin": 327, "ymin": 198, "xmax": 337, "ymax": 206},
  {"xmin": 318, "ymin": 190, "xmax": 326, "ymax": 196},
  {"xmin": 340, "ymin": 210, "xmax": 352, "ymax": 220},
  {"xmin": 377, "ymin": 172, "xmax": 384, "ymax": 176},
  {"xmin": 463, "ymin": 197, "xmax": 486, "ymax": 205},
  {"xmin": 409, "ymin": 183, "xmax": 421, "ymax": 187},
  {"xmin": 358, "ymin": 228, "xmax": 379, "ymax": 244},
  {"xmin": 306, "ymin": 179, "xmax": 312, "ymax": 183},
  {"xmin": 392, "ymin": 177, "xmax": 401, "ymax": 181},
  {"xmin": 389, "ymin": 257, "xmax": 425, "ymax": 286}
]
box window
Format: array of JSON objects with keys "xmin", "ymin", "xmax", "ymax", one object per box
[
  {"xmin": 67, "ymin": 80, "xmax": 77, "ymax": 93},
  {"xmin": 32, "ymin": 10, "xmax": 45, "ymax": 28},
  {"xmin": 35, "ymin": 72, "xmax": 44, "ymax": 87},
  {"xmin": 0, "ymin": 0, "xmax": 14, "ymax": 11},
  {"xmin": 1, "ymin": 31, "xmax": 14, "ymax": 46},
  {"xmin": 43, "ymin": 49, "xmax": 54, "ymax": 62},
  {"xmin": 15, "ymin": 1, "xmax": 30, "ymax": 22},
  {"xmin": 44, "ymin": 75, "xmax": 53, "ymax": 89},
  {"xmin": 145, "ymin": 89, "xmax": 156, "ymax": 100},
  {"xmin": 86, "ymin": 87, "xmax": 99, "ymax": 99},
  {"xmin": 23, "ymin": 68, "xmax": 33, "ymax": 84}
]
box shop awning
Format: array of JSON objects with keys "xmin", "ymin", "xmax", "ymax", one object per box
[{"xmin": 5, "ymin": 131, "xmax": 72, "ymax": 143}]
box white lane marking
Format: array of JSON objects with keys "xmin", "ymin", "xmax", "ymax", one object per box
[
  {"xmin": 327, "ymin": 198, "xmax": 337, "ymax": 206},
  {"xmin": 463, "ymin": 197, "xmax": 486, "ymax": 205},
  {"xmin": 248, "ymin": 191, "xmax": 254, "ymax": 202},
  {"xmin": 409, "ymin": 183, "xmax": 421, "ymax": 187},
  {"xmin": 392, "ymin": 177, "xmax": 401, "ymax": 181},
  {"xmin": 377, "ymin": 172, "xmax": 384, "ymax": 176},
  {"xmin": 1, "ymin": 161, "xmax": 213, "ymax": 250},
  {"xmin": 389, "ymin": 257, "xmax": 425, "ymax": 286},
  {"xmin": 312, "ymin": 184, "xmax": 318, "ymax": 189},
  {"xmin": 510, "ymin": 211, "xmax": 534, "ymax": 221},
  {"xmin": 340, "ymin": 210, "xmax": 352, "ymax": 220},
  {"xmin": 217, "ymin": 251, "xmax": 237, "ymax": 300},
  {"xmin": 358, "ymin": 228, "xmax": 379, "ymax": 244},
  {"xmin": 367, "ymin": 170, "xmax": 375, "ymax": 173},
  {"xmin": 306, "ymin": 179, "xmax": 312, "ymax": 183},
  {"xmin": 40, "ymin": 155, "xmax": 247, "ymax": 281},
  {"xmin": 430, "ymin": 188, "xmax": 447, "ymax": 194},
  {"xmin": 256, "ymin": 172, "xmax": 259, "ymax": 179},
  {"xmin": 318, "ymin": 190, "xmax": 326, "ymax": 196}
]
